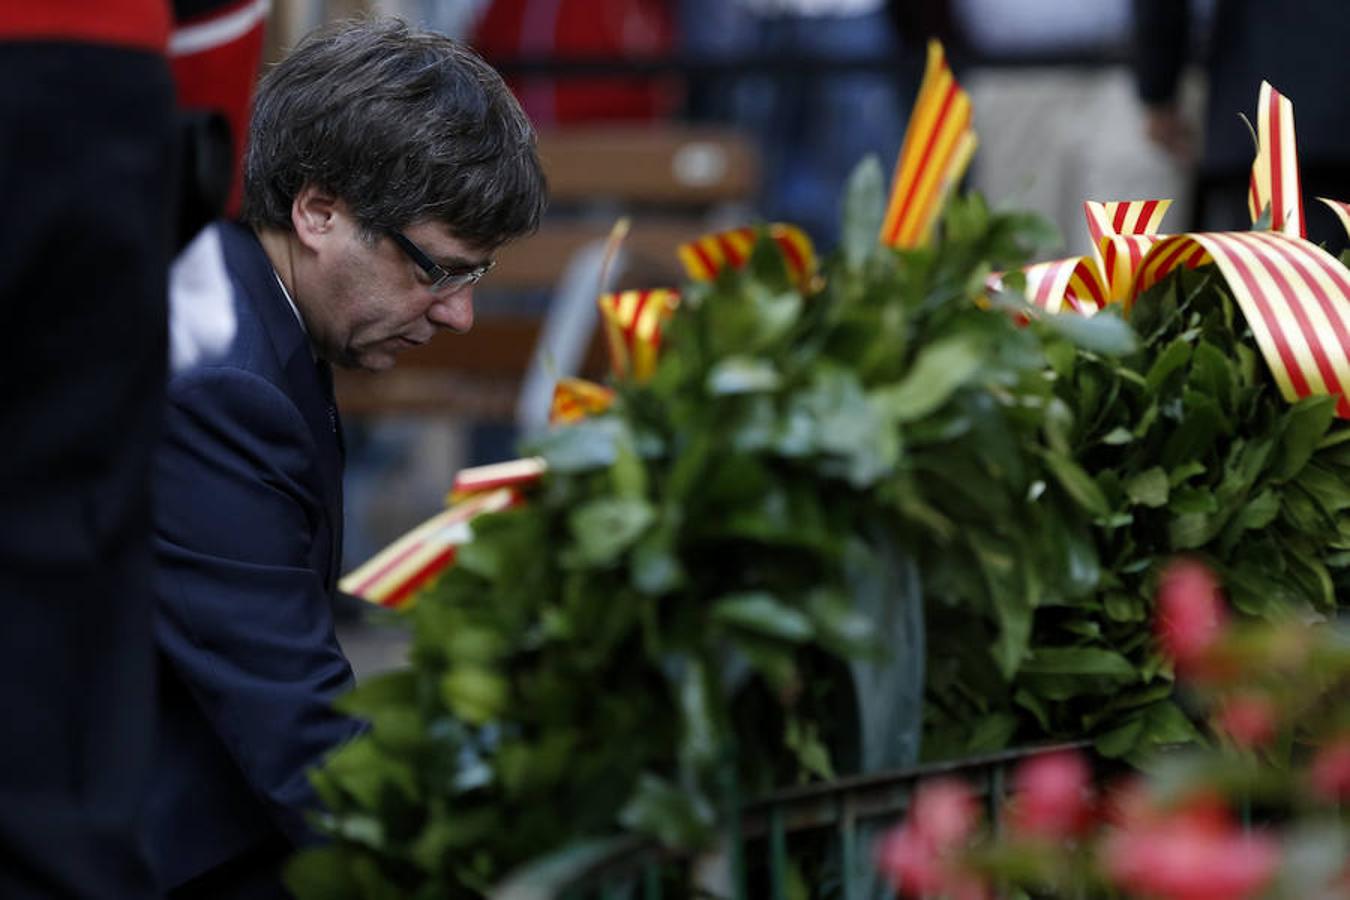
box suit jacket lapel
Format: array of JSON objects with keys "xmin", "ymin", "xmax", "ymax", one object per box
[{"xmin": 219, "ymin": 223, "xmax": 346, "ymax": 589}]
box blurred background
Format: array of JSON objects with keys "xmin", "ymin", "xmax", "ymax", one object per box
[{"xmin": 291, "ymin": 0, "xmax": 1224, "ymax": 673}]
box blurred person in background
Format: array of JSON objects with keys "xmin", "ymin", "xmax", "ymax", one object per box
[
  {"xmin": 0, "ymin": 3, "xmax": 176, "ymax": 896},
  {"xmin": 1134, "ymin": 0, "xmax": 1350, "ymax": 253},
  {"xmin": 144, "ymin": 19, "xmax": 545, "ymax": 898},
  {"xmin": 680, "ymin": 0, "xmax": 910, "ymax": 247}
]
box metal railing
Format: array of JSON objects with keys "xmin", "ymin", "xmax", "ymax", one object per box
[{"xmin": 490, "ymin": 742, "xmax": 1092, "ymax": 900}]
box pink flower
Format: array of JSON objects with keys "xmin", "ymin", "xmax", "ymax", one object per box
[
  {"xmin": 1101, "ymin": 793, "xmax": 1280, "ymax": 900},
  {"xmin": 875, "ymin": 778, "xmax": 989, "ymax": 900},
  {"xmin": 1309, "ymin": 736, "xmax": 1350, "ymax": 803},
  {"xmin": 1155, "ymin": 559, "xmax": 1228, "ymax": 677},
  {"xmin": 1216, "ymin": 692, "xmax": 1279, "ymax": 749},
  {"xmin": 910, "ymin": 777, "xmax": 981, "ymax": 847},
  {"xmin": 1006, "ymin": 749, "xmax": 1094, "ymax": 840}
]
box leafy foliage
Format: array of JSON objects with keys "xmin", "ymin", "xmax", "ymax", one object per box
[
  {"xmin": 928, "ymin": 264, "xmax": 1350, "ymax": 763},
  {"xmin": 289, "ymin": 162, "xmax": 1348, "ymax": 897}
]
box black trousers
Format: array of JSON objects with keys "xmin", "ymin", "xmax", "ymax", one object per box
[{"xmin": 0, "ymin": 41, "xmax": 175, "ymax": 898}]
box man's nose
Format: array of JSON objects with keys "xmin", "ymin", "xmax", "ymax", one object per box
[{"xmin": 427, "ymin": 288, "xmax": 473, "ymax": 333}]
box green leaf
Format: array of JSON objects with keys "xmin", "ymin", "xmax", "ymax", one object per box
[
  {"xmin": 1103, "ymin": 591, "xmax": 1147, "ymax": 623},
  {"xmin": 530, "ymin": 416, "xmax": 625, "ymax": 472},
  {"xmin": 706, "ymin": 356, "xmax": 782, "ymax": 394},
  {"xmin": 567, "ymin": 497, "xmax": 656, "ymax": 565},
  {"xmin": 871, "ymin": 336, "xmax": 984, "ymax": 424},
  {"xmin": 1145, "ymin": 337, "xmax": 1192, "ymax": 392},
  {"xmin": 631, "ymin": 529, "xmax": 684, "ymax": 595},
  {"xmin": 610, "ymin": 437, "xmax": 647, "ymax": 498},
  {"xmin": 675, "ymin": 658, "xmax": 718, "ymax": 772},
  {"xmin": 1095, "ymin": 715, "xmax": 1144, "ymax": 758},
  {"xmin": 1020, "ymin": 647, "xmax": 1136, "ymax": 678},
  {"xmin": 1043, "ymin": 308, "xmax": 1138, "ymax": 356},
  {"xmin": 1041, "ymin": 450, "xmax": 1111, "ymax": 517},
  {"xmin": 1272, "ymin": 395, "xmax": 1338, "ymax": 480},
  {"xmin": 785, "ymin": 715, "xmax": 836, "ymax": 780},
  {"xmin": 617, "ymin": 774, "xmax": 715, "ymax": 848},
  {"xmin": 965, "ymin": 712, "xmax": 1018, "ymax": 752},
  {"xmin": 440, "ymin": 666, "xmax": 509, "ymax": 725},
  {"xmin": 1137, "ymin": 700, "xmax": 1202, "ymax": 747},
  {"xmin": 1125, "ymin": 466, "xmax": 1170, "ymax": 508},
  {"xmin": 285, "ymin": 847, "xmax": 364, "ymax": 900},
  {"xmin": 1168, "ymin": 460, "xmax": 1206, "ymax": 485},
  {"xmin": 841, "ymin": 156, "xmax": 885, "ymax": 270},
  {"xmin": 335, "ymin": 669, "xmax": 417, "ymax": 718},
  {"xmin": 314, "ymin": 736, "xmax": 418, "ymax": 809},
  {"xmin": 712, "ymin": 591, "xmax": 815, "ymax": 643},
  {"xmin": 805, "ymin": 588, "xmax": 881, "ymax": 657}
]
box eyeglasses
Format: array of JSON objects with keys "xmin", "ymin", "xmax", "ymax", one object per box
[{"xmin": 388, "ymin": 230, "xmax": 494, "ymax": 294}]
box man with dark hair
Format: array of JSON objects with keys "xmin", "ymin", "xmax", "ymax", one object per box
[{"xmin": 146, "ymin": 19, "xmax": 546, "ymax": 897}]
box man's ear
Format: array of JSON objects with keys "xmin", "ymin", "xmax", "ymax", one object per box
[{"xmin": 291, "ymin": 183, "xmax": 342, "ymax": 251}]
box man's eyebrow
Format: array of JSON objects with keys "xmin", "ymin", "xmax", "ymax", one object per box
[{"xmin": 436, "ymin": 253, "xmax": 493, "ymax": 272}]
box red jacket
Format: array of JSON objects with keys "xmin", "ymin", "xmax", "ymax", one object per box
[{"xmin": 0, "ymin": 0, "xmax": 170, "ymax": 52}]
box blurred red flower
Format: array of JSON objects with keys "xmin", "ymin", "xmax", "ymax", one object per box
[
  {"xmin": 1101, "ymin": 791, "xmax": 1280, "ymax": 900},
  {"xmin": 1006, "ymin": 749, "xmax": 1095, "ymax": 840},
  {"xmin": 1215, "ymin": 692, "xmax": 1279, "ymax": 749},
  {"xmin": 1309, "ymin": 735, "xmax": 1350, "ymax": 803},
  {"xmin": 875, "ymin": 777, "xmax": 989, "ymax": 899},
  {"xmin": 1155, "ymin": 559, "xmax": 1228, "ymax": 676}
]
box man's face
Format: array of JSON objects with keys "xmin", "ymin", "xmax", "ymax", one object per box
[{"xmin": 293, "ymin": 194, "xmax": 492, "ymax": 371}]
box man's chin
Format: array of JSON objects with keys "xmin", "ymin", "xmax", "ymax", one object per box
[
  {"xmin": 332, "ymin": 348, "xmax": 396, "ymax": 372},
  {"xmin": 353, "ymin": 353, "xmax": 397, "ymax": 372}
]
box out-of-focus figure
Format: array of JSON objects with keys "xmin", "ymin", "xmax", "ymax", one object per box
[
  {"xmin": 0, "ymin": 3, "xmax": 176, "ymax": 897},
  {"xmin": 1133, "ymin": 0, "xmax": 1350, "ymax": 252},
  {"xmin": 680, "ymin": 0, "xmax": 910, "ymax": 247}
]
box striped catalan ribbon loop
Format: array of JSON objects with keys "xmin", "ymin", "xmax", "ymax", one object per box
[
  {"xmin": 880, "ymin": 39, "xmax": 977, "ymax": 250},
  {"xmin": 1131, "ymin": 231, "xmax": 1350, "ymax": 417},
  {"xmin": 340, "ymin": 487, "xmax": 523, "ymax": 609},
  {"xmin": 1020, "ymin": 199, "xmax": 1173, "ymax": 316},
  {"xmin": 598, "ymin": 288, "xmax": 681, "ymax": 382},
  {"xmin": 1318, "ymin": 197, "xmax": 1350, "ymax": 240},
  {"xmin": 1249, "ymin": 81, "xmax": 1305, "ymax": 237},
  {"xmin": 678, "ymin": 223, "xmax": 819, "ymax": 292},
  {"xmin": 549, "ymin": 377, "xmax": 615, "ymax": 425}
]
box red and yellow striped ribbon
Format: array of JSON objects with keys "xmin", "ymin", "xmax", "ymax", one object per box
[
  {"xmin": 1249, "ymin": 81, "xmax": 1305, "ymax": 237},
  {"xmin": 1318, "ymin": 197, "xmax": 1350, "ymax": 240},
  {"xmin": 598, "ymin": 288, "xmax": 680, "ymax": 382},
  {"xmin": 1022, "ymin": 256, "xmax": 1103, "ymax": 315},
  {"xmin": 678, "ymin": 223, "xmax": 819, "ymax": 292},
  {"xmin": 1130, "ymin": 231, "xmax": 1350, "ymax": 416},
  {"xmin": 1086, "ymin": 199, "xmax": 1172, "ymax": 305},
  {"xmin": 549, "ymin": 377, "xmax": 615, "ymax": 425},
  {"xmin": 448, "ymin": 456, "xmax": 546, "ymax": 503},
  {"xmin": 340, "ymin": 486, "xmax": 523, "ymax": 609},
  {"xmin": 1084, "ymin": 199, "xmax": 1172, "ymax": 249},
  {"xmin": 880, "ymin": 40, "xmax": 977, "ymax": 250}
]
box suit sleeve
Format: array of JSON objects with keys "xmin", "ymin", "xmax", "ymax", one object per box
[
  {"xmin": 1132, "ymin": 0, "xmax": 1191, "ymax": 107},
  {"xmin": 152, "ymin": 365, "xmax": 363, "ymax": 846}
]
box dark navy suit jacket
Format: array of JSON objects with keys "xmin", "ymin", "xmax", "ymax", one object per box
[{"xmin": 146, "ymin": 221, "xmax": 362, "ymax": 889}]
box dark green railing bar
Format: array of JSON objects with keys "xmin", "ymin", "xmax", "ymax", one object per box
[
  {"xmin": 720, "ymin": 751, "xmax": 748, "ymax": 900},
  {"xmin": 769, "ymin": 806, "xmax": 787, "ymax": 900},
  {"xmin": 839, "ymin": 794, "xmax": 859, "ymax": 900},
  {"xmin": 642, "ymin": 863, "xmax": 661, "ymax": 900},
  {"xmin": 989, "ymin": 764, "xmax": 1006, "ymax": 838}
]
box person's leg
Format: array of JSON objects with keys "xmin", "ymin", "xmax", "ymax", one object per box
[{"xmin": 0, "ymin": 41, "xmax": 174, "ymax": 898}]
